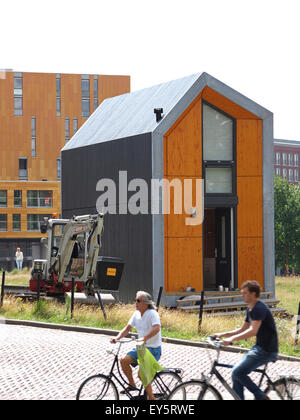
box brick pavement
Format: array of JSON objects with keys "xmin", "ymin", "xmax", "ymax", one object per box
[{"xmin": 0, "ymin": 323, "xmax": 299, "ymax": 400}]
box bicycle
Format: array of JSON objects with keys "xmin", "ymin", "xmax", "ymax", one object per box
[
  {"xmin": 76, "ymin": 337, "xmax": 183, "ymax": 400},
  {"xmin": 168, "ymin": 336, "xmax": 300, "ymax": 400}
]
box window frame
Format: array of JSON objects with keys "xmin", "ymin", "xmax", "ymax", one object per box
[{"xmin": 202, "ymin": 100, "xmax": 237, "ymax": 197}]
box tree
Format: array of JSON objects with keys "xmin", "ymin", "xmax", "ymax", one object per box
[{"xmin": 274, "ymin": 176, "xmax": 300, "ymax": 273}]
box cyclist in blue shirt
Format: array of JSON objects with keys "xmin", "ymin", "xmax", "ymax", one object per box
[{"xmin": 214, "ymin": 280, "xmax": 278, "ymax": 400}]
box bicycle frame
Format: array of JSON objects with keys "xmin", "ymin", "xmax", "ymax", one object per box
[
  {"xmin": 202, "ymin": 337, "xmax": 285, "ymax": 400},
  {"xmin": 105, "ymin": 341, "xmax": 144, "ymax": 399}
]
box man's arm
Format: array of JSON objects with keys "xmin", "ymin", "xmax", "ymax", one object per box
[
  {"xmin": 214, "ymin": 321, "xmax": 250, "ymax": 340},
  {"xmin": 222, "ymin": 320, "xmax": 262, "ymax": 346},
  {"xmin": 110, "ymin": 324, "xmax": 132, "ymax": 344}
]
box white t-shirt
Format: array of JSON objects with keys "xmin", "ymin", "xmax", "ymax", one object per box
[
  {"xmin": 15, "ymin": 251, "xmax": 23, "ymax": 261},
  {"xmin": 128, "ymin": 309, "xmax": 162, "ymax": 348}
]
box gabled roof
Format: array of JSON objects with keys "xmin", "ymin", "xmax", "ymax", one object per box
[{"xmin": 62, "ymin": 72, "xmax": 272, "ymax": 151}]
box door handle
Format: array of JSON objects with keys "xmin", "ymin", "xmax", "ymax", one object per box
[{"xmin": 215, "ymin": 248, "xmax": 217, "ymax": 258}]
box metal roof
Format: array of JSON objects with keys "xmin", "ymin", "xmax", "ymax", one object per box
[
  {"xmin": 62, "ymin": 72, "xmax": 272, "ymax": 151},
  {"xmin": 62, "ymin": 73, "xmax": 201, "ymax": 151}
]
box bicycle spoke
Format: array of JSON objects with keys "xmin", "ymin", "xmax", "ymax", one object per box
[
  {"xmin": 265, "ymin": 378, "xmax": 300, "ymax": 400},
  {"xmin": 168, "ymin": 380, "xmax": 222, "ymax": 400},
  {"xmin": 76, "ymin": 375, "xmax": 118, "ymax": 400}
]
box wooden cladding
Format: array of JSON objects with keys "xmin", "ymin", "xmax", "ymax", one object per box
[
  {"xmin": 0, "ymin": 72, "xmax": 130, "ymax": 182},
  {"xmin": 0, "ymin": 181, "xmax": 60, "ymax": 239},
  {"xmin": 164, "ymin": 88, "xmax": 264, "ymax": 292}
]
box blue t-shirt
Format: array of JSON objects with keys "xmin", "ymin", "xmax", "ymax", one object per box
[{"xmin": 245, "ymin": 300, "xmax": 278, "ymax": 353}]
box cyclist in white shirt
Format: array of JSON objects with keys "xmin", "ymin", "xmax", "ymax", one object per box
[{"xmin": 110, "ymin": 291, "xmax": 162, "ymax": 400}]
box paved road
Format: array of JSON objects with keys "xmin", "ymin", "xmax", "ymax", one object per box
[{"xmin": 0, "ymin": 322, "xmax": 299, "ymax": 400}]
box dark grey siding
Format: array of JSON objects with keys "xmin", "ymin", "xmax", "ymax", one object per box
[{"xmin": 61, "ymin": 134, "xmax": 153, "ymax": 303}]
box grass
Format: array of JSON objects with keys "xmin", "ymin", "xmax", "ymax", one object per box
[{"xmin": 1, "ymin": 270, "xmax": 300, "ymax": 357}]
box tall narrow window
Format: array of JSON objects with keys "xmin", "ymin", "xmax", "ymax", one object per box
[
  {"xmin": 295, "ymin": 169, "xmax": 299, "ymax": 182},
  {"xmin": 13, "ymin": 214, "xmax": 21, "ymax": 232},
  {"xmin": 14, "ymin": 72, "xmax": 23, "ymax": 116},
  {"xmin": 65, "ymin": 117, "xmax": 70, "ymax": 142},
  {"xmin": 203, "ymin": 102, "xmax": 235, "ymax": 194},
  {"xmin": 289, "ymin": 169, "xmax": 293, "ymax": 182},
  {"xmin": 93, "ymin": 75, "xmax": 98, "ymax": 110},
  {"xmin": 0, "ymin": 214, "xmax": 7, "ymax": 232},
  {"xmin": 57, "ymin": 158, "xmax": 61, "ymax": 181},
  {"xmin": 19, "ymin": 158, "xmax": 28, "ymax": 180},
  {"xmin": 14, "ymin": 190, "xmax": 22, "ymax": 207},
  {"xmin": 276, "ymin": 152, "xmax": 281, "ymax": 165},
  {"xmin": 0, "ymin": 190, "xmax": 7, "ymax": 207},
  {"xmin": 31, "ymin": 116, "xmax": 36, "ymax": 157},
  {"xmin": 56, "ymin": 74, "xmax": 61, "ymax": 117},
  {"xmin": 73, "ymin": 118, "xmax": 78, "ymax": 134},
  {"xmin": 295, "ymin": 154, "xmax": 299, "ymax": 167},
  {"xmin": 82, "ymin": 75, "xmax": 90, "ymax": 117},
  {"xmin": 283, "ymin": 153, "xmax": 287, "ymax": 165}
]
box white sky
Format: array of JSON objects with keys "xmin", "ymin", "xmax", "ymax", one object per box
[{"xmin": 1, "ymin": 0, "xmax": 300, "ymax": 140}]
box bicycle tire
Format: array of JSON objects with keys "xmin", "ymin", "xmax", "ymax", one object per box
[
  {"xmin": 151, "ymin": 370, "xmax": 183, "ymax": 400},
  {"xmin": 76, "ymin": 374, "xmax": 119, "ymax": 400},
  {"xmin": 264, "ymin": 377, "xmax": 300, "ymax": 400},
  {"xmin": 167, "ymin": 379, "xmax": 223, "ymax": 400}
]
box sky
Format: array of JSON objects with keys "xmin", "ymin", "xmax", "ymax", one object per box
[{"xmin": 1, "ymin": 0, "xmax": 300, "ymax": 140}]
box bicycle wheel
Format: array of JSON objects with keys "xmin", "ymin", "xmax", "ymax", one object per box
[
  {"xmin": 167, "ymin": 380, "xmax": 223, "ymax": 400},
  {"xmin": 264, "ymin": 377, "xmax": 300, "ymax": 400},
  {"xmin": 151, "ymin": 370, "xmax": 183, "ymax": 400},
  {"xmin": 76, "ymin": 374, "xmax": 119, "ymax": 400}
]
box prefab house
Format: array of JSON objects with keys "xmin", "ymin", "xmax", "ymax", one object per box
[{"xmin": 61, "ymin": 73, "xmax": 274, "ymax": 305}]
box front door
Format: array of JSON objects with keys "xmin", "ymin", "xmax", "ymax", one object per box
[{"xmin": 215, "ymin": 208, "xmax": 231, "ymax": 288}]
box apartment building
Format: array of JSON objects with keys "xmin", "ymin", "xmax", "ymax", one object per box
[
  {"xmin": 274, "ymin": 139, "xmax": 300, "ymax": 184},
  {"xmin": 0, "ymin": 71, "xmax": 130, "ymax": 270}
]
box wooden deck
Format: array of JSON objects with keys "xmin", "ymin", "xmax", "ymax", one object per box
[{"xmin": 173, "ymin": 291, "xmax": 285, "ymax": 316}]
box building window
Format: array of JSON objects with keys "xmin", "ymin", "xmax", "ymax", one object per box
[
  {"xmin": 82, "ymin": 75, "xmax": 90, "ymax": 117},
  {"xmin": 57, "ymin": 158, "xmax": 61, "ymax": 181},
  {"xmin": 0, "ymin": 214, "xmax": 7, "ymax": 231},
  {"xmin": 93, "ymin": 75, "xmax": 98, "ymax": 110},
  {"xmin": 19, "ymin": 157, "xmax": 28, "ymax": 180},
  {"xmin": 282, "ymin": 168, "xmax": 287, "ymax": 178},
  {"xmin": 295, "ymin": 169, "xmax": 299, "ymax": 182},
  {"xmin": 203, "ymin": 102, "xmax": 235, "ymax": 194},
  {"xmin": 27, "ymin": 190, "xmax": 53, "ymax": 207},
  {"xmin": 14, "ymin": 72, "xmax": 23, "ymax": 116},
  {"xmin": 295, "ymin": 154, "xmax": 299, "ymax": 167},
  {"xmin": 13, "ymin": 214, "xmax": 21, "ymax": 232},
  {"xmin": 73, "ymin": 118, "xmax": 78, "ymax": 134},
  {"xmin": 65, "ymin": 117, "xmax": 70, "ymax": 142},
  {"xmin": 56, "ymin": 74, "xmax": 61, "ymax": 117},
  {"xmin": 14, "ymin": 190, "xmax": 22, "ymax": 207},
  {"xmin": 31, "ymin": 116, "xmax": 36, "ymax": 157},
  {"xmin": 275, "ymin": 152, "xmax": 281, "ymax": 165},
  {"xmin": 288, "ymin": 154, "xmax": 293, "ymax": 166},
  {"xmin": 27, "ymin": 214, "xmax": 50, "ymax": 231},
  {"xmin": 0, "ymin": 190, "xmax": 7, "ymax": 207},
  {"xmin": 282, "ymin": 153, "xmax": 287, "ymax": 165},
  {"xmin": 289, "ymin": 169, "xmax": 293, "ymax": 181},
  {"xmin": 276, "ymin": 168, "xmax": 281, "ymax": 176}
]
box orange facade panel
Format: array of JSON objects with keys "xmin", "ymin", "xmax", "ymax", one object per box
[{"xmin": 163, "ymin": 86, "xmax": 264, "ymax": 292}]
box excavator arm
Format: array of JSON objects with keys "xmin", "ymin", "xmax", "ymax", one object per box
[{"xmin": 49, "ymin": 214, "xmax": 104, "ymax": 285}]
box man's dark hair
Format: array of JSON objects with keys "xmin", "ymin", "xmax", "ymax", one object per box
[{"xmin": 241, "ymin": 280, "xmax": 261, "ymax": 297}]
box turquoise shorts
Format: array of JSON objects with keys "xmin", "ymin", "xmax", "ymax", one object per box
[{"xmin": 127, "ymin": 346, "xmax": 162, "ymax": 367}]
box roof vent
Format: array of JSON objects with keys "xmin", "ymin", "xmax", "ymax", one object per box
[{"xmin": 154, "ymin": 108, "xmax": 164, "ymax": 122}]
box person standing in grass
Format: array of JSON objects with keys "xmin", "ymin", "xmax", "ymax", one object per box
[
  {"xmin": 110, "ymin": 291, "xmax": 162, "ymax": 400},
  {"xmin": 213, "ymin": 280, "xmax": 278, "ymax": 400},
  {"xmin": 15, "ymin": 247, "xmax": 23, "ymax": 270}
]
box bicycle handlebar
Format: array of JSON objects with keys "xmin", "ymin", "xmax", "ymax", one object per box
[{"xmin": 207, "ymin": 336, "xmax": 233, "ymax": 348}]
